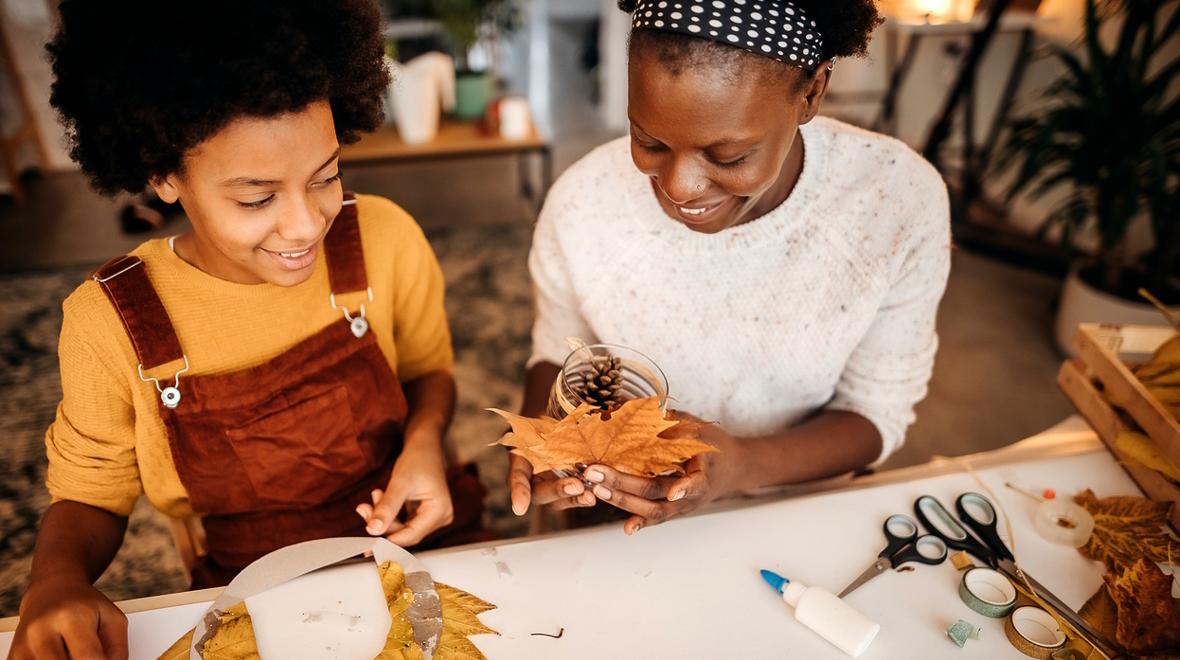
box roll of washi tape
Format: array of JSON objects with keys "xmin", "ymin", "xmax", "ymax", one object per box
[
  {"xmin": 946, "ymin": 619, "xmax": 981, "ymax": 648},
  {"xmin": 958, "ymin": 567, "xmax": 1017, "ymax": 618},
  {"xmin": 1005, "ymin": 606, "xmax": 1067, "ymax": 658}
]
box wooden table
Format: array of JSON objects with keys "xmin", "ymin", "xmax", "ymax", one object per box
[
  {"xmin": 0, "ymin": 417, "xmax": 1141, "ymax": 658},
  {"xmin": 341, "ymin": 119, "xmax": 554, "ymax": 212}
]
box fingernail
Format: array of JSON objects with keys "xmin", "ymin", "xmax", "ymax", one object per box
[
  {"xmin": 355, "ymin": 505, "xmax": 367, "ymax": 517},
  {"xmin": 669, "ymin": 489, "xmax": 686, "ymax": 502},
  {"xmin": 585, "ymin": 469, "xmax": 605, "ymax": 483},
  {"xmin": 564, "ymin": 482, "xmax": 583, "ymax": 496},
  {"xmin": 594, "ymin": 485, "xmax": 612, "ymax": 501},
  {"xmin": 367, "ymin": 521, "xmax": 386, "ymax": 534}
]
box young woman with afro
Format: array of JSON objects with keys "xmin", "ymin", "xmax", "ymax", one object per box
[
  {"xmin": 12, "ymin": 2, "xmax": 488, "ymax": 657},
  {"xmin": 509, "ymin": 0, "xmax": 952, "ymax": 535}
]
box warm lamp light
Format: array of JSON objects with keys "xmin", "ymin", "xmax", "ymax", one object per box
[
  {"xmin": 890, "ymin": 0, "xmax": 976, "ymax": 22},
  {"xmin": 914, "ymin": 0, "xmax": 955, "ymax": 16}
]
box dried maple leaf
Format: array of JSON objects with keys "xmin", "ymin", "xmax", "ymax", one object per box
[
  {"xmin": 1074, "ymin": 489, "xmax": 1175, "ymax": 570},
  {"xmin": 491, "ymin": 397, "xmax": 718, "ymax": 477},
  {"xmin": 158, "ymin": 565, "xmax": 496, "ymax": 660},
  {"xmin": 1105, "ymin": 558, "xmax": 1180, "ymax": 655}
]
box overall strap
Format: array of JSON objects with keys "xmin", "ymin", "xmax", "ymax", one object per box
[
  {"xmin": 323, "ymin": 192, "xmax": 368, "ymax": 296},
  {"xmin": 92, "ymin": 255, "xmax": 185, "ymax": 371}
]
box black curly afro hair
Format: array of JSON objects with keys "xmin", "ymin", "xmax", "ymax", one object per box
[
  {"xmin": 47, "ymin": 0, "xmax": 390, "ymax": 196},
  {"xmin": 618, "ymin": 0, "xmax": 882, "ymax": 85}
]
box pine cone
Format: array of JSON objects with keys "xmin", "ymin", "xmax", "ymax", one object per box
[{"xmin": 579, "ymin": 355, "xmax": 623, "ymax": 411}]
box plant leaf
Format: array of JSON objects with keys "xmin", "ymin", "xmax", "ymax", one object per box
[
  {"xmin": 492, "ymin": 397, "xmax": 719, "ymax": 477},
  {"xmin": 1104, "ymin": 558, "xmax": 1180, "ymax": 655},
  {"xmin": 157, "ymin": 564, "xmax": 496, "ymax": 660},
  {"xmin": 1073, "ymin": 489, "xmax": 1175, "ymax": 570}
]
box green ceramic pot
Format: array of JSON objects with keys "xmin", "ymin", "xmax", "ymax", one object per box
[{"xmin": 454, "ymin": 70, "xmax": 493, "ymax": 120}]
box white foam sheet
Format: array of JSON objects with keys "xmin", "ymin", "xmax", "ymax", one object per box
[
  {"xmin": 245, "ymin": 562, "xmax": 390, "ymax": 660},
  {"xmin": 0, "ymin": 444, "xmax": 1144, "ymax": 659}
]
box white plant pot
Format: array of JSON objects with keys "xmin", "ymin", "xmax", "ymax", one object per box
[
  {"xmin": 1054, "ymin": 266, "xmax": 1179, "ymax": 354},
  {"xmin": 384, "ymin": 53, "xmax": 455, "ymax": 145}
]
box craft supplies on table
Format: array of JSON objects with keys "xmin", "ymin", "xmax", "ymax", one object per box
[{"xmin": 0, "ymin": 423, "xmax": 1141, "ymax": 658}]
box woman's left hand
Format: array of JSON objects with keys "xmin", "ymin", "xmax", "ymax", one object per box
[
  {"xmin": 356, "ymin": 434, "xmax": 453, "ymax": 547},
  {"xmin": 583, "ymin": 414, "xmax": 743, "ymax": 535}
]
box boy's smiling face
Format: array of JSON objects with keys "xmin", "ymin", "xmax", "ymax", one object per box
[{"xmin": 151, "ymin": 100, "xmax": 344, "ymax": 287}]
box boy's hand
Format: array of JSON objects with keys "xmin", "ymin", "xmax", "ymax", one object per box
[
  {"xmin": 356, "ymin": 435, "xmax": 453, "ymax": 547},
  {"xmin": 10, "ymin": 576, "xmax": 128, "ymax": 660}
]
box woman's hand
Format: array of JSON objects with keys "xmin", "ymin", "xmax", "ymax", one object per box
[
  {"xmin": 584, "ymin": 413, "xmax": 743, "ymax": 535},
  {"xmin": 10, "ymin": 576, "xmax": 128, "ymax": 660},
  {"xmin": 356, "ymin": 433, "xmax": 453, "ymax": 547},
  {"xmin": 506, "ymin": 440, "xmax": 597, "ymax": 516}
]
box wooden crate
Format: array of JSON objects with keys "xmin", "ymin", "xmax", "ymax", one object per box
[{"xmin": 1057, "ymin": 323, "xmax": 1180, "ymax": 531}]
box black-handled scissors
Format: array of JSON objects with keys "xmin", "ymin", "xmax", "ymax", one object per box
[
  {"xmin": 913, "ymin": 492, "xmax": 1014, "ymax": 567},
  {"xmin": 837, "ymin": 513, "xmax": 948, "ymax": 598}
]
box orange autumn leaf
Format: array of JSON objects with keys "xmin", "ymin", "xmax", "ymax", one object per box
[
  {"xmin": 490, "ymin": 397, "xmax": 718, "ymax": 477},
  {"xmin": 1073, "ymin": 489, "xmax": 1174, "ymax": 570},
  {"xmin": 1104, "ymin": 558, "xmax": 1180, "ymax": 655},
  {"xmin": 489, "ymin": 409, "xmax": 562, "ymax": 473}
]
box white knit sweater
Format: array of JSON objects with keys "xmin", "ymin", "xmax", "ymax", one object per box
[{"xmin": 528, "ymin": 117, "xmax": 951, "ymax": 464}]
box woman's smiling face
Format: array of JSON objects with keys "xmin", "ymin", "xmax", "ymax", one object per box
[
  {"xmin": 151, "ymin": 100, "xmax": 344, "ymax": 286},
  {"xmin": 627, "ymin": 42, "xmax": 828, "ymax": 234}
]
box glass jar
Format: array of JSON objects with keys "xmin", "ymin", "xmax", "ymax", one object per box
[{"xmin": 546, "ymin": 343, "xmax": 668, "ymax": 419}]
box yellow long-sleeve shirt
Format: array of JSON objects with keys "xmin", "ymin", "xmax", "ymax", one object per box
[{"xmin": 46, "ymin": 194, "xmax": 453, "ymax": 518}]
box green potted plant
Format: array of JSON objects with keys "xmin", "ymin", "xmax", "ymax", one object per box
[
  {"xmin": 996, "ymin": 0, "xmax": 1179, "ymax": 351},
  {"xmin": 435, "ymin": 0, "xmax": 523, "ymax": 120}
]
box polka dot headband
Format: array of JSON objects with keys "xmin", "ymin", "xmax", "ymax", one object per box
[{"xmin": 628, "ymin": 0, "xmax": 825, "ymax": 70}]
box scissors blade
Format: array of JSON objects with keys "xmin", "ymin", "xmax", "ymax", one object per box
[
  {"xmin": 994, "ymin": 559, "xmax": 1119, "ymax": 659},
  {"xmin": 837, "ymin": 558, "xmax": 890, "ymax": 598}
]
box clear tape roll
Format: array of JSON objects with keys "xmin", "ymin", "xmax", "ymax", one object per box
[
  {"xmin": 958, "ymin": 567, "xmax": 1017, "ymax": 618},
  {"xmin": 1033, "ymin": 500, "xmax": 1094, "ymax": 547}
]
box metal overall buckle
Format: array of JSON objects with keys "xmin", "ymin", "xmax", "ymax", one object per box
[
  {"xmin": 138, "ymin": 355, "xmax": 190, "ymax": 409},
  {"xmin": 330, "ymin": 287, "xmax": 374, "ymax": 338}
]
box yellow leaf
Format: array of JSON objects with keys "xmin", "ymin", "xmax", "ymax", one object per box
[
  {"xmin": 1073, "ymin": 489, "xmax": 1175, "ymax": 570},
  {"xmin": 1104, "ymin": 558, "xmax": 1180, "ymax": 655},
  {"xmin": 158, "ymin": 565, "xmax": 496, "ymax": 660},
  {"xmin": 377, "ymin": 561, "xmax": 424, "ymax": 660},
  {"xmin": 435, "ymin": 582, "xmax": 496, "ymax": 615},
  {"xmin": 1115, "ymin": 431, "xmax": 1180, "ymax": 482},
  {"xmin": 157, "ymin": 631, "xmax": 195, "ymax": 660}
]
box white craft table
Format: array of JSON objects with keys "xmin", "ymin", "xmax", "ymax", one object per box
[{"xmin": 0, "ymin": 418, "xmax": 1143, "ymax": 659}]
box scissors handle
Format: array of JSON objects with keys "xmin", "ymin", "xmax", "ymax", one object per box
[
  {"xmin": 955, "ymin": 492, "xmax": 1015, "ymax": 563},
  {"xmin": 913, "ymin": 495, "xmax": 996, "ymax": 566},
  {"xmin": 879, "ymin": 514, "xmax": 918, "ymax": 559},
  {"xmin": 889, "ymin": 534, "xmax": 948, "ymax": 568}
]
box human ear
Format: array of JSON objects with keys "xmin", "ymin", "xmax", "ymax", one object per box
[
  {"xmin": 149, "ymin": 174, "xmax": 181, "ymax": 204},
  {"xmin": 798, "ymin": 63, "xmax": 833, "ymax": 125}
]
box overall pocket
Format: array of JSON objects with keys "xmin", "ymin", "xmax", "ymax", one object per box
[{"xmin": 225, "ymin": 383, "xmax": 363, "ymax": 508}]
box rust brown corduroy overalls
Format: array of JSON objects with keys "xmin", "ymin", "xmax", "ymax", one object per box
[{"xmin": 92, "ymin": 193, "xmax": 489, "ymax": 587}]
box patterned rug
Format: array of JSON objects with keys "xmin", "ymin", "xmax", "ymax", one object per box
[{"xmin": 0, "ymin": 223, "xmax": 532, "ymax": 615}]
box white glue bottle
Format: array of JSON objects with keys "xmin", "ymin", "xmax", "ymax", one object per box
[{"xmin": 760, "ymin": 569, "xmax": 880, "ymax": 657}]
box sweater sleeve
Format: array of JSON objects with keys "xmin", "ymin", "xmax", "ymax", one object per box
[
  {"xmin": 527, "ymin": 172, "xmax": 597, "ymax": 369},
  {"xmin": 827, "ymin": 178, "xmax": 951, "ymax": 465},
  {"xmin": 45, "ymin": 296, "xmax": 142, "ymax": 517},
  {"xmin": 388, "ymin": 209, "xmax": 454, "ymax": 382}
]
